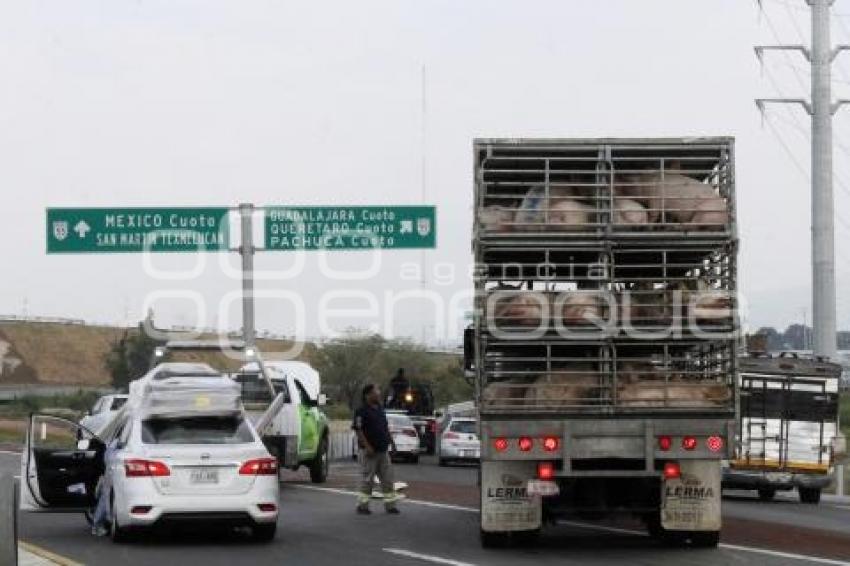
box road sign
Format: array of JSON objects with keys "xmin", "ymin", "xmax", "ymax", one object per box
[
  {"xmin": 46, "ymin": 207, "xmax": 230, "ymax": 253},
  {"xmin": 264, "ymin": 206, "xmax": 436, "ymax": 250}
]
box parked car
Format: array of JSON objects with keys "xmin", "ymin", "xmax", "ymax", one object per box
[
  {"xmin": 386, "ymin": 412, "xmax": 420, "ymax": 464},
  {"xmin": 79, "ymin": 394, "xmax": 128, "ymax": 437},
  {"xmin": 21, "ymin": 363, "xmax": 280, "ymax": 543},
  {"xmin": 438, "ymin": 417, "xmax": 480, "ymax": 466}
]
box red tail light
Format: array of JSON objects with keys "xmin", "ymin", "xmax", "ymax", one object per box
[
  {"xmin": 658, "ymin": 436, "xmax": 672, "ymax": 451},
  {"xmin": 124, "ymin": 459, "xmax": 170, "ymax": 478},
  {"xmin": 518, "ymin": 437, "xmax": 533, "ymax": 452},
  {"xmin": 403, "ymin": 429, "xmax": 418, "ymax": 438},
  {"xmin": 682, "ymin": 436, "xmax": 698, "ymax": 451},
  {"xmin": 537, "ymin": 461, "xmax": 555, "ymax": 481},
  {"xmin": 707, "ymin": 435, "xmax": 724, "ymax": 452},
  {"xmin": 444, "ymin": 432, "xmax": 460, "ymax": 440},
  {"xmin": 130, "ymin": 506, "xmax": 152, "ymax": 515},
  {"xmin": 239, "ymin": 458, "xmax": 279, "ymax": 476},
  {"xmin": 257, "ymin": 503, "xmax": 277, "ymax": 513},
  {"xmin": 493, "ymin": 437, "xmax": 509, "ymax": 452},
  {"xmin": 663, "ymin": 462, "xmax": 681, "ymax": 480},
  {"xmin": 542, "ymin": 436, "xmax": 560, "ymax": 452}
]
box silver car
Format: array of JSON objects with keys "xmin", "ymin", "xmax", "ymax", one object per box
[
  {"xmin": 80, "ymin": 395, "xmax": 129, "ymax": 437},
  {"xmin": 438, "ymin": 417, "xmax": 480, "ymax": 466}
]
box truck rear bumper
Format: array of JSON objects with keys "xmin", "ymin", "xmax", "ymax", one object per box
[{"xmin": 722, "ymin": 469, "xmax": 832, "ymax": 491}]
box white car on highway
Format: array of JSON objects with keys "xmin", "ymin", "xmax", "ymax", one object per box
[
  {"xmin": 20, "ymin": 363, "xmax": 280, "ymax": 542},
  {"xmin": 79, "ymin": 394, "xmax": 128, "ymax": 437},
  {"xmin": 386, "ymin": 412, "xmax": 421, "ymax": 464},
  {"xmin": 437, "ymin": 417, "xmax": 480, "ymax": 466}
]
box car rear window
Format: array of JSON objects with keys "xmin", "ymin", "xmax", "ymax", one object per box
[
  {"xmin": 110, "ymin": 398, "xmax": 127, "ymax": 411},
  {"xmin": 141, "ymin": 416, "xmax": 255, "ymax": 445},
  {"xmin": 450, "ymin": 421, "xmax": 477, "ymax": 434},
  {"xmin": 388, "ymin": 415, "xmax": 413, "ymax": 428}
]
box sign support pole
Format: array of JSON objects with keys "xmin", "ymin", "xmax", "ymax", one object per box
[{"xmin": 239, "ymin": 203, "xmax": 256, "ymax": 347}]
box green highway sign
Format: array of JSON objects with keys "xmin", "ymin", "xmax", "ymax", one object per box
[
  {"xmin": 265, "ymin": 206, "xmax": 436, "ymax": 250},
  {"xmin": 46, "ymin": 207, "xmax": 230, "ymax": 253}
]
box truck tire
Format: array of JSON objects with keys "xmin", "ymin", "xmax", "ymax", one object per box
[
  {"xmin": 757, "ymin": 488, "xmax": 776, "ymax": 502},
  {"xmin": 689, "ymin": 531, "xmax": 720, "ymax": 548},
  {"xmin": 480, "ymin": 530, "xmax": 508, "ymax": 548},
  {"xmin": 309, "ymin": 435, "xmax": 329, "ymax": 484},
  {"xmin": 799, "ymin": 487, "xmax": 821, "ymax": 504}
]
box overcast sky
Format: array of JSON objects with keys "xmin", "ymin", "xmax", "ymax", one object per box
[{"xmin": 2, "ymin": 0, "xmax": 850, "ymax": 344}]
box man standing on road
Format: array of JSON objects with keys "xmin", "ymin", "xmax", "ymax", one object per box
[{"xmin": 352, "ymin": 383, "xmax": 400, "ymax": 515}]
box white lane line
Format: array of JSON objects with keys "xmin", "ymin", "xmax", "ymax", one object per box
[
  {"xmin": 0, "ymin": 450, "xmax": 21, "ymax": 455},
  {"xmin": 384, "ymin": 548, "xmax": 477, "ymax": 566},
  {"xmin": 294, "ymin": 484, "xmax": 849, "ymax": 565}
]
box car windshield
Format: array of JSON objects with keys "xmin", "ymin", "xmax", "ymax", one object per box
[
  {"xmin": 450, "ymin": 420, "xmax": 477, "ymax": 435},
  {"xmin": 387, "ymin": 415, "xmax": 413, "ymax": 429},
  {"xmin": 110, "ymin": 398, "xmax": 127, "ymax": 411},
  {"xmin": 141, "ymin": 416, "xmax": 255, "ymax": 445}
]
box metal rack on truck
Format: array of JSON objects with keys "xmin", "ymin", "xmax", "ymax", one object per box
[{"xmin": 466, "ymin": 138, "xmax": 739, "ymax": 548}]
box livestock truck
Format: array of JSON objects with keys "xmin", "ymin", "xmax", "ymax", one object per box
[
  {"xmin": 723, "ymin": 353, "xmax": 846, "ymax": 503},
  {"xmin": 466, "ymin": 138, "xmax": 738, "ymax": 548}
]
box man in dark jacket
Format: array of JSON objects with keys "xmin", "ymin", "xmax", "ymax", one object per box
[{"xmin": 352, "ymin": 383, "xmax": 399, "ymax": 515}]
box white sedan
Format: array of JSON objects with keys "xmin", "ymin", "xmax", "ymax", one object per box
[
  {"xmin": 21, "ymin": 409, "xmax": 280, "ymax": 542},
  {"xmin": 438, "ymin": 417, "xmax": 480, "ymax": 466},
  {"xmin": 387, "ymin": 413, "xmax": 421, "ymax": 464},
  {"xmin": 79, "ymin": 394, "xmax": 128, "ymax": 438}
]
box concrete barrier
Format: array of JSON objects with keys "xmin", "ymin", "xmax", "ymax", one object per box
[
  {"xmin": 329, "ymin": 430, "xmax": 357, "ymax": 461},
  {"xmin": 0, "ymin": 473, "xmax": 17, "ymax": 566}
]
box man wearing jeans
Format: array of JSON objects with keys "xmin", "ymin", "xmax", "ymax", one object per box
[{"xmin": 352, "ymin": 383, "xmax": 399, "ymax": 515}]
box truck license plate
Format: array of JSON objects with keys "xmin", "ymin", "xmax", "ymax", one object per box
[{"xmin": 190, "ymin": 469, "xmax": 219, "ymax": 484}]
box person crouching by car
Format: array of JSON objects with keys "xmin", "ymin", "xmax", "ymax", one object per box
[{"xmin": 352, "ymin": 383, "xmax": 400, "ymax": 515}]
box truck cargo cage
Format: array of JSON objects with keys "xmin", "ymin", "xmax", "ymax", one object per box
[
  {"xmin": 479, "ymin": 339, "xmax": 736, "ymax": 415},
  {"xmin": 474, "ymin": 138, "xmax": 735, "ymax": 241}
]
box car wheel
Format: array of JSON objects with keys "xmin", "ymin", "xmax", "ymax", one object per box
[
  {"xmin": 309, "ymin": 436, "xmax": 329, "ymax": 484},
  {"xmin": 799, "ymin": 487, "xmax": 821, "ymax": 504},
  {"xmin": 252, "ymin": 523, "xmax": 277, "ymax": 543},
  {"xmin": 110, "ymin": 493, "xmax": 132, "ymax": 543},
  {"xmin": 757, "ymin": 488, "xmax": 776, "ymax": 501}
]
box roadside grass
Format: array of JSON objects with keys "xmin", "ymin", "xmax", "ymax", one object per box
[
  {"xmin": 0, "ymin": 390, "xmax": 101, "ymax": 419},
  {"xmin": 0, "ymin": 419, "xmax": 25, "ymax": 447}
]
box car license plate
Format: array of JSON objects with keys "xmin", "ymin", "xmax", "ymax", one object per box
[
  {"xmin": 462, "ymin": 450, "xmax": 478, "ymax": 458},
  {"xmin": 190, "ymin": 469, "xmax": 219, "ymax": 484}
]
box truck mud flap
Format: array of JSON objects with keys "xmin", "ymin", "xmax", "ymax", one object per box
[
  {"xmin": 662, "ymin": 460, "xmax": 721, "ymax": 531},
  {"xmin": 481, "ymin": 461, "xmax": 541, "ymax": 532},
  {"xmin": 263, "ymin": 435, "xmax": 298, "ymax": 468}
]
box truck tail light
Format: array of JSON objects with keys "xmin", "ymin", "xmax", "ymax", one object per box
[
  {"xmin": 493, "ymin": 437, "xmax": 509, "ymax": 452},
  {"xmin": 537, "ymin": 462, "xmax": 555, "ymax": 481},
  {"xmin": 125, "ymin": 459, "xmax": 170, "ymax": 478},
  {"xmin": 663, "ymin": 462, "xmax": 681, "ymax": 480},
  {"xmin": 542, "ymin": 436, "xmax": 560, "ymax": 452},
  {"xmin": 682, "ymin": 436, "xmax": 698, "ymax": 451},
  {"xmin": 518, "ymin": 437, "xmax": 533, "ymax": 452},
  {"xmin": 658, "ymin": 436, "xmax": 672, "ymax": 451},
  {"xmin": 707, "ymin": 435, "xmax": 724, "ymax": 452},
  {"xmin": 239, "ymin": 458, "xmax": 279, "ymax": 476}
]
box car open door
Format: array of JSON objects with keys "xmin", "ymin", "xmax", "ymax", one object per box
[{"xmin": 20, "ymin": 414, "xmax": 105, "ymax": 512}]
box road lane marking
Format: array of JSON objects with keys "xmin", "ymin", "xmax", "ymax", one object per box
[
  {"xmin": 0, "ymin": 450, "xmax": 21, "ymax": 455},
  {"xmin": 295, "ymin": 484, "xmax": 850, "ymax": 564},
  {"xmin": 384, "ymin": 548, "xmax": 477, "ymax": 566},
  {"xmin": 19, "ymin": 541, "xmax": 83, "ymax": 566}
]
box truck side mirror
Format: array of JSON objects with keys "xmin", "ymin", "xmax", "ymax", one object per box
[{"xmin": 318, "ymin": 393, "xmax": 328, "ymax": 407}]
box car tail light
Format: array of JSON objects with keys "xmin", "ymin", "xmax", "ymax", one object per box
[
  {"xmin": 493, "ymin": 437, "xmax": 509, "ymax": 452},
  {"xmin": 403, "ymin": 429, "xmax": 418, "ymax": 438},
  {"xmin": 130, "ymin": 506, "xmax": 152, "ymax": 515},
  {"xmin": 257, "ymin": 503, "xmax": 277, "ymax": 513},
  {"xmin": 444, "ymin": 432, "xmax": 460, "ymax": 440},
  {"xmin": 663, "ymin": 462, "xmax": 681, "ymax": 480},
  {"xmin": 682, "ymin": 436, "xmax": 698, "ymax": 451},
  {"xmin": 518, "ymin": 437, "xmax": 533, "ymax": 452},
  {"xmin": 707, "ymin": 435, "xmax": 724, "ymax": 452},
  {"xmin": 537, "ymin": 461, "xmax": 555, "ymax": 481},
  {"xmin": 239, "ymin": 458, "xmax": 279, "ymax": 476},
  {"xmin": 124, "ymin": 459, "xmax": 170, "ymax": 478},
  {"xmin": 542, "ymin": 436, "xmax": 559, "ymax": 452},
  {"xmin": 658, "ymin": 436, "xmax": 672, "ymax": 451}
]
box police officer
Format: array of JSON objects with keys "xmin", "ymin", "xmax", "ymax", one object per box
[{"xmin": 352, "ymin": 383, "xmax": 400, "ymax": 515}]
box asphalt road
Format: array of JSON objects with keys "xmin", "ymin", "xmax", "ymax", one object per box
[{"xmin": 3, "ymin": 451, "xmax": 850, "ymax": 566}]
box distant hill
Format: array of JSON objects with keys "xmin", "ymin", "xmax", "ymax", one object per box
[{"xmin": 0, "ymin": 320, "xmax": 311, "ymax": 386}]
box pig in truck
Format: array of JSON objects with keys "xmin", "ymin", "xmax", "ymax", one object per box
[{"xmin": 467, "ymin": 138, "xmax": 738, "ymax": 548}]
